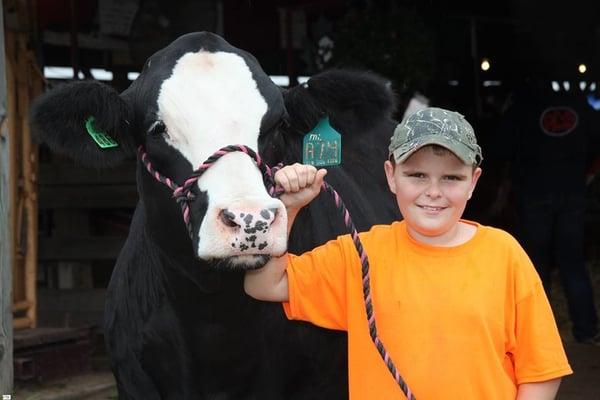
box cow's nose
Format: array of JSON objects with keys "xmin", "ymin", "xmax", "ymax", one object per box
[{"xmin": 216, "ymin": 203, "xmax": 285, "ymax": 254}]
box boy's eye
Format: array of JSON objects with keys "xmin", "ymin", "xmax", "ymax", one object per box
[
  {"xmin": 407, "ymin": 172, "xmax": 426, "ymax": 179},
  {"xmin": 443, "ymin": 175, "xmax": 463, "ymax": 181}
]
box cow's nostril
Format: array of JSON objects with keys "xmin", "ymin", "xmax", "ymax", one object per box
[
  {"xmin": 220, "ymin": 209, "xmax": 240, "ymax": 228},
  {"xmin": 268, "ymin": 208, "xmax": 279, "ymax": 224}
]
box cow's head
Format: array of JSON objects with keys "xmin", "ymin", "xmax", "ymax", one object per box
[{"xmin": 31, "ymin": 32, "xmax": 288, "ymax": 270}]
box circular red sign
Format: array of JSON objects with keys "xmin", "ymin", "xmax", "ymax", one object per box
[{"xmin": 539, "ymin": 107, "xmax": 578, "ymax": 137}]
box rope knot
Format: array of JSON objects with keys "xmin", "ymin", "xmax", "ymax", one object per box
[{"xmin": 174, "ymin": 190, "xmax": 196, "ymax": 204}]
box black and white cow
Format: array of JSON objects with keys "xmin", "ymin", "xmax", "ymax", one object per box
[{"xmin": 31, "ymin": 32, "xmax": 400, "ymax": 399}]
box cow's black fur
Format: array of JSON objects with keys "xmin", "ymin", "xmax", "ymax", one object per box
[{"xmin": 30, "ymin": 32, "xmax": 400, "ymax": 399}]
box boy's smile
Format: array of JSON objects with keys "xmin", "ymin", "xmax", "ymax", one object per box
[{"xmin": 384, "ymin": 145, "xmax": 482, "ymax": 246}]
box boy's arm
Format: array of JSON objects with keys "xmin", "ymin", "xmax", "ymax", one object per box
[
  {"xmin": 244, "ymin": 164, "xmax": 327, "ymax": 302},
  {"xmin": 516, "ymin": 378, "xmax": 561, "ymax": 400}
]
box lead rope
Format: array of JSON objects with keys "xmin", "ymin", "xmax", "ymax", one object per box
[{"xmin": 138, "ymin": 144, "xmax": 416, "ymax": 400}]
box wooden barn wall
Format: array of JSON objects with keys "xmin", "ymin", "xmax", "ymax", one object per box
[{"xmin": 0, "ymin": 0, "xmax": 13, "ymax": 392}]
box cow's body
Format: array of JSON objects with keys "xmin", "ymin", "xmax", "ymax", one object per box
[{"xmin": 31, "ymin": 32, "xmax": 399, "ymax": 399}]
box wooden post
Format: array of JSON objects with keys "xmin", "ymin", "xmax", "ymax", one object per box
[
  {"xmin": 17, "ymin": 35, "xmax": 38, "ymax": 328},
  {"xmin": 0, "ymin": 0, "xmax": 14, "ymax": 393},
  {"xmin": 3, "ymin": 2, "xmax": 42, "ymax": 332}
]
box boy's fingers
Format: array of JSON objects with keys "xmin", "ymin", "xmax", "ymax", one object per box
[
  {"xmin": 310, "ymin": 169, "xmax": 327, "ymax": 196},
  {"xmin": 297, "ymin": 167, "xmax": 308, "ymax": 188},
  {"xmin": 300, "ymin": 165, "xmax": 319, "ymax": 187},
  {"xmin": 305, "ymin": 167, "xmax": 316, "ymax": 186},
  {"xmin": 275, "ymin": 164, "xmax": 323, "ymax": 193},
  {"xmin": 313, "ymin": 168, "xmax": 327, "ymax": 187},
  {"xmin": 275, "ymin": 169, "xmax": 291, "ymax": 192},
  {"xmin": 283, "ymin": 167, "xmax": 300, "ymax": 192}
]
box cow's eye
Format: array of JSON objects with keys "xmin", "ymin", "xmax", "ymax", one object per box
[{"xmin": 148, "ymin": 121, "xmax": 167, "ymax": 138}]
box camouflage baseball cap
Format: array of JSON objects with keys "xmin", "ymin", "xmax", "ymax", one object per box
[{"xmin": 389, "ymin": 107, "xmax": 483, "ymax": 166}]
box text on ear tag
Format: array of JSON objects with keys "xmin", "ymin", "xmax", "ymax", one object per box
[{"xmin": 302, "ymin": 117, "xmax": 341, "ymax": 167}]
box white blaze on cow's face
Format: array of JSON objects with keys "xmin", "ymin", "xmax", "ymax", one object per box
[{"xmin": 156, "ymin": 50, "xmax": 287, "ymax": 262}]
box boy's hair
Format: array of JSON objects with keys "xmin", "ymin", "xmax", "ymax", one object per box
[{"xmin": 388, "ymin": 107, "xmax": 483, "ymax": 167}]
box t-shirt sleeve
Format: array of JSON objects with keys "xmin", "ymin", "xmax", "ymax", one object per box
[
  {"xmin": 510, "ymin": 246, "xmax": 573, "ymax": 384},
  {"xmin": 282, "ymin": 235, "xmax": 350, "ymax": 331}
]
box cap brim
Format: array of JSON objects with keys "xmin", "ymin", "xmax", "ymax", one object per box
[{"xmin": 392, "ymin": 135, "xmax": 474, "ymax": 165}]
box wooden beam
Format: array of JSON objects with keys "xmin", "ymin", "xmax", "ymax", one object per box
[
  {"xmin": 39, "ymin": 184, "xmax": 138, "ymax": 209},
  {"xmin": 38, "ymin": 161, "xmax": 136, "ymax": 185},
  {"xmin": 38, "ymin": 236, "xmax": 127, "ymax": 261},
  {"xmin": 11, "ymin": 301, "xmax": 32, "ymax": 313},
  {"xmin": 12, "ymin": 317, "xmax": 33, "ymax": 330},
  {"xmin": 43, "ymin": 30, "xmax": 129, "ymax": 51},
  {"xmin": 0, "ymin": 0, "xmax": 14, "ymax": 393},
  {"xmin": 13, "ymin": 326, "xmax": 93, "ymax": 350}
]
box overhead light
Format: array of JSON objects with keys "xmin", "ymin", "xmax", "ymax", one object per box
[
  {"xmin": 563, "ymin": 81, "xmax": 570, "ymax": 91},
  {"xmin": 590, "ymin": 82, "xmax": 597, "ymax": 91},
  {"xmin": 448, "ymin": 80, "xmax": 459, "ymax": 86},
  {"xmin": 480, "ymin": 58, "xmax": 490, "ymax": 72},
  {"xmin": 578, "ymin": 64, "xmax": 587, "ymax": 74},
  {"xmin": 580, "ymin": 81, "xmax": 587, "ymax": 91},
  {"xmin": 551, "ymin": 81, "xmax": 560, "ymax": 92}
]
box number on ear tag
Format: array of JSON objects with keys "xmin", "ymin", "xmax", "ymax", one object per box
[{"xmin": 302, "ymin": 117, "xmax": 342, "ymax": 167}]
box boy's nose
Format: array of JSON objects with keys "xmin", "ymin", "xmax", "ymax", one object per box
[{"xmin": 425, "ymin": 181, "xmax": 442, "ymax": 198}]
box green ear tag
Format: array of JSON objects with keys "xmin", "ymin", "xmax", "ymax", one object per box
[
  {"xmin": 302, "ymin": 117, "xmax": 342, "ymax": 167},
  {"xmin": 85, "ymin": 116, "xmax": 119, "ymax": 149}
]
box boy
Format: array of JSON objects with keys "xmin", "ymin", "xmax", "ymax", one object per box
[{"xmin": 245, "ymin": 107, "xmax": 572, "ymax": 399}]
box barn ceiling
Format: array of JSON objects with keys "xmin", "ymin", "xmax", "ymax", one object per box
[{"xmin": 11, "ymin": 0, "xmax": 600, "ymax": 102}]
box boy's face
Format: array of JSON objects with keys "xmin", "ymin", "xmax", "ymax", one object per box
[{"xmin": 384, "ymin": 146, "xmax": 482, "ymax": 243}]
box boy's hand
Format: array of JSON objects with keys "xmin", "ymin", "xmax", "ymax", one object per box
[{"xmin": 274, "ymin": 163, "xmax": 327, "ymax": 213}]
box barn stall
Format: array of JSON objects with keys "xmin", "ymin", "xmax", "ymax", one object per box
[{"xmin": 1, "ymin": 0, "xmax": 599, "ymax": 398}]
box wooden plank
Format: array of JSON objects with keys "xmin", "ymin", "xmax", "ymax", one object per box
[
  {"xmin": 39, "ymin": 184, "xmax": 138, "ymax": 209},
  {"xmin": 11, "ymin": 301, "xmax": 31, "ymax": 313},
  {"xmin": 43, "ymin": 30, "xmax": 129, "ymax": 51},
  {"xmin": 0, "ymin": 0, "xmax": 14, "ymax": 392},
  {"xmin": 13, "ymin": 326, "xmax": 91, "ymax": 350},
  {"xmin": 12, "ymin": 317, "xmax": 33, "ymax": 330},
  {"xmin": 17, "ymin": 34, "xmax": 39, "ymax": 328},
  {"xmin": 38, "ymin": 161, "xmax": 137, "ymax": 185},
  {"xmin": 37, "ymin": 289, "xmax": 107, "ymax": 329},
  {"xmin": 38, "ymin": 236, "xmax": 127, "ymax": 261}
]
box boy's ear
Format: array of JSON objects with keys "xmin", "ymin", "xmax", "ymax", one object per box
[
  {"xmin": 468, "ymin": 167, "xmax": 483, "ymax": 199},
  {"xmin": 384, "ymin": 160, "xmax": 397, "ymax": 194},
  {"xmin": 30, "ymin": 80, "xmax": 137, "ymax": 168}
]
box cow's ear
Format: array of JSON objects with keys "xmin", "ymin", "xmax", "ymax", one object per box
[{"xmin": 30, "ymin": 80, "xmax": 136, "ymax": 168}]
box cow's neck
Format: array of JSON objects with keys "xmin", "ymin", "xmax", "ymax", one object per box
[
  {"xmin": 136, "ymin": 165, "xmax": 224, "ymax": 293},
  {"xmin": 137, "ymin": 201, "xmax": 225, "ymax": 294}
]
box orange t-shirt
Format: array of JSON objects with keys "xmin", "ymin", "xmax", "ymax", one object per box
[{"xmin": 283, "ymin": 220, "xmax": 572, "ymax": 400}]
